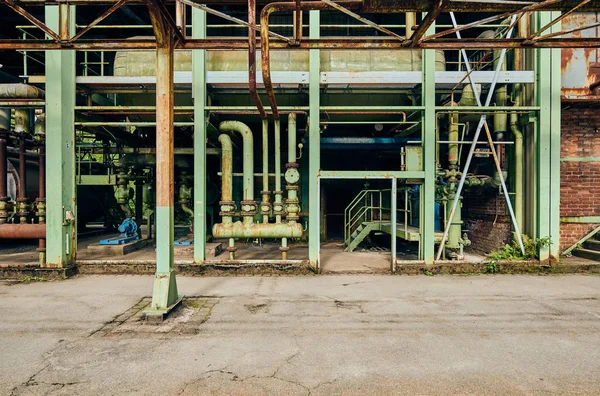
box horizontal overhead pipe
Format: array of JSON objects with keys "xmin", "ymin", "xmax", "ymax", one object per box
[{"xmin": 0, "ymin": 224, "xmax": 46, "ymax": 239}]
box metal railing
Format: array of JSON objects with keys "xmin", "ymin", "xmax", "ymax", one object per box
[{"xmin": 343, "ymin": 188, "xmax": 412, "ymax": 247}]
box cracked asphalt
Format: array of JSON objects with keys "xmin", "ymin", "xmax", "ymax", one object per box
[{"xmin": 1, "ymin": 274, "xmax": 599, "ymax": 395}]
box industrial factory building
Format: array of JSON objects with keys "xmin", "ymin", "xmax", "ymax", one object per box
[{"xmin": 0, "ymin": 1, "xmax": 599, "ymax": 316}]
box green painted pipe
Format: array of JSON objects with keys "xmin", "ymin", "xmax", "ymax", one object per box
[
  {"xmin": 493, "ymin": 49, "xmax": 508, "ymax": 138},
  {"xmin": 448, "ymin": 111, "xmax": 459, "ymax": 169},
  {"xmin": 274, "ymin": 119, "xmax": 282, "ymax": 223},
  {"xmin": 446, "ymin": 199, "xmax": 462, "ymax": 250},
  {"xmin": 219, "ymin": 120, "xmax": 253, "ymax": 201},
  {"xmin": 218, "ymin": 134, "xmax": 233, "ymax": 205},
  {"xmin": 288, "ymin": 113, "xmax": 296, "ymax": 164},
  {"xmin": 213, "ymin": 221, "xmax": 303, "ymax": 238},
  {"xmin": 261, "ymin": 119, "xmax": 270, "ymax": 223}
]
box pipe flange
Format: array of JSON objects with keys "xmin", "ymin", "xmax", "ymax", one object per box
[
  {"xmin": 240, "ymin": 211, "xmax": 257, "ymax": 217},
  {"xmin": 226, "ymin": 246, "xmax": 238, "ymax": 253},
  {"xmin": 260, "ymin": 202, "xmax": 272, "ymax": 214},
  {"xmin": 285, "ymin": 162, "xmax": 299, "ymax": 169},
  {"xmin": 272, "ymin": 191, "xmax": 284, "ymax": 196},
  {"xmin": 260, "ymin": 190, "xmax": 272, "ymax": 196},
  {"xmin": 279, "ymin": 246, "xmax": 290, "ymax": 252},
  {"xmin": 285, "ymin": 185, "xmax": 299, "ymax": 191},
  {"xmin": 219, "ymin": 211, "xmax": 236, "ymax": 217},
  {"xmin": 219, "ymin": 200, "xmax": 236, "ymax": 206}
]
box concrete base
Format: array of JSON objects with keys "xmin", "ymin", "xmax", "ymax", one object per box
[
  {"xmin": 0, "ymin": 264, "xmax": 77, "ymax": 280},
  {"xmin": 87, "ymin": 238, "xmax": 153, "ymax": 256},
  {"xmin": 142, "ymin": 296, "xmax": 183, "ymax": 322}
]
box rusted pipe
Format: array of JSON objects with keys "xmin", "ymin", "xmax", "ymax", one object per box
[
  {"xmin": 274, "ymin": 119, "xmax": 282, "ymax": 223},
  {"xmin": 17, "ymin": 134, "xmax": 28, "ymax": 224},
  {"xmin": 218, "ymin": 134, "xmax": 233, "ymax": 204},
  {"xmin": 0, "ymin": 224, "xmax": 46, "ymax": 239},
  {"xmin": 213, "ymin": 221, "xmax": 303, "ymax": 238},
  {"xmin": 248, "ymin": 0, "xmax": 268, "ymax": 120},
  {"xmin": 260, "ymin": 1, "xmax": 362, "ymax": 120}
]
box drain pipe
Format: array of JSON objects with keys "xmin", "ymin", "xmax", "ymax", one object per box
[
  {"xmin": 219, "ymin": 121, "xmax": 256, "ymax": 225},
  {"xmin": 218, "ymin": 134, "xmax": 236, "ymax": 259}
]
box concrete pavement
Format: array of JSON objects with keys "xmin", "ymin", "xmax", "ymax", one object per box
[{"xmin": 1, "ymin": 274, "xmax": 599, "ymax": 395}]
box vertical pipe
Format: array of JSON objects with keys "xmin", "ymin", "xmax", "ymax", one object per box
[
  {"xmin": 18, "ymin": 135, "xmax": 28, "ymax": 223},
  {"xmin": 274, "ymin": 119, "xmax": 282, "ymax": 223},
  {"xmin": 219, "ymin": 134, "xmax": 233, "ymax": 206},
  {"xmin": 192, "ymin": 6, "xmax": 207, "ymax": 262},
  {"xmin": 261, "ymin": 119, "xmax": 270, "ymax": 223},
  {"xmin": 288, "ymin": 113, "xmax": 297, "ymax": 164},
  {"xmin": 38, "ymin": 146, "xmax": 45, "ymax": 265},
  {"xmin": 511, "ymin": 84, "xmax": 524, "ymax": 232},
  {"xmin": 405, "ymin": 12, "xmax": 416, "ymax": 38},
  {"xmin": 0, "ymin": 135, "xmax": 8, "ymax": 225},
  {"xmin": 249, "ymin": 0, "xmax": 267, "ymax": 119}
]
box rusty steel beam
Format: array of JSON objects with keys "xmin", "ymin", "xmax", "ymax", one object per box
[
  {"xmin": 2, "ymin": 36, "xmax": 600, "ymax": 50},
  {"xmin": 179, "ymin": 0, "xmax": 292, "ymax": 43},
  {"xmin": 423, "ymin": 0, "xmax": 562, "ymax": 42},
  {"xmin": 321, "ymin": 0, "xmax": 405, "ymax": 40},
  {"xmin": 261, "ymin": 1, "xmax": 362, "ymax": 119},
  {"xmin": 533, "ymin": 20, "xmax": 600, "ymax": 41},
  {"xmin": 527, "ymin": 0, "xmax": 590, "ymax": 40},
  {"xmin": 0, "ymin": 224, "xmax": 46, "ymax": 239},
  {"xmin": 70, "ymin": 0, "xmax": 129, "ymax": 41},
  {"xmin": 3, "ymin": 0, "xmax": 61, "ymax": 41},
  {"xmin": 407, "ymin": 0, "xmax": 450, "ymax": 47},
  {"xmin": 8, "ymin": 0, "xmax": 600, "ymax": 12}
]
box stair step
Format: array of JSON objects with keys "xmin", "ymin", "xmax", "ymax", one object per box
[
  {"xmin": 572, "ymin": 248, "xmax": 600, "ymax": 262},
  {"xmin": 583, "ymin": 239, "xmax": 600, "ymax": 252}
]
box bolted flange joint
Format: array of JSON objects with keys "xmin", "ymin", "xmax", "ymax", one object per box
[
  {"xmin": 0, "ymin": 197, "xmax": 11, "ymax": 224},
  {"xmin": 219, "ymin": 200, "xmax": 237, "ymax": 217},
  {"xmin": 240, "ymin": 200, "xmax": 257, "ymax": 217},
  {"xmin": 285, "ymin": 162, "xmax": 299, "ymax": 169}
]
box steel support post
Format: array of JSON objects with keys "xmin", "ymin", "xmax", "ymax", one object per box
[
  {"xmin": 44, "ymin": 5, "xmax": 76, "ymax": 268},
  {"xmin": 308, "ymin": 10, "xmax": 320, "ymax": 270},
  {"xmin": 421, "ymin": 15, "xmax": 436, "ymax": 265},
  {"xmin": 192, "ymin": 7, "xmax": 207, "ymax": 262},
  {"xmin": 536, "ymin": 11, "xmax": 561, "ymax": 261},
  {"xmin": 146, "ymin": 21, "xmax": 181, "ymax": 317}
]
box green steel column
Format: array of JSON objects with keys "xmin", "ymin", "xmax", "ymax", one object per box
[
  {"xmin": 548, "ymin": 11, "xmax": 561, "ymax": 260},
  {"xmin": 308, "ymin": 10, "xmax": 320, "ymax": 270},
  {"xmin": 421, "ymin": 15, "xmax": 436, "ymax": 265},
  {"xmin": 192, "ymin": 8, "xmax": 207, "ymax": 262},
  {"xmin": 535, "ymin": 11, "xmax": 560, "ymax": 261},
  {"xmin": 45, "ymin": 5, "xmax": 76, "ymax": 268}
]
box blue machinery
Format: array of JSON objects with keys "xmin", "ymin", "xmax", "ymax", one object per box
[{"xmin": 100, "ymin": 217, "xmax": 139, "ymax": 245}]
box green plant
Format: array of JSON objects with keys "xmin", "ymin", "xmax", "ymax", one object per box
[
  {"xmin": 22, "ymin": 276, "xmax": 47, "ymax": 282},
  {"xmin": 486, "ymin": 234, "xmax": 552, "ymax": 274}
]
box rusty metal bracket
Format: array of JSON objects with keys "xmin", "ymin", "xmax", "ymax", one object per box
[{"xmin": 406, "ymin": 0, "xmax": 450, "ymax": 47}]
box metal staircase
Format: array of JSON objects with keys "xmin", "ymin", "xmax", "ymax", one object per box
[{"xmin": 568, "ymin": 225, "xmax": 600, "ymax": 261}]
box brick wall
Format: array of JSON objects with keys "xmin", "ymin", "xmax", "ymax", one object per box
[
  {"xmin": 559, "ymin": 106, "xmax": 600, "ymax": 250},
  {"xmin": 462, "ymin": 190, "xmax": 511, "ymax": 255}
]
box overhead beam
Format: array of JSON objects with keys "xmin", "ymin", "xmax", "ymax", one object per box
[{"xmin": 3, "ymin": 36, "xmax": 600, "ymax": 50}]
